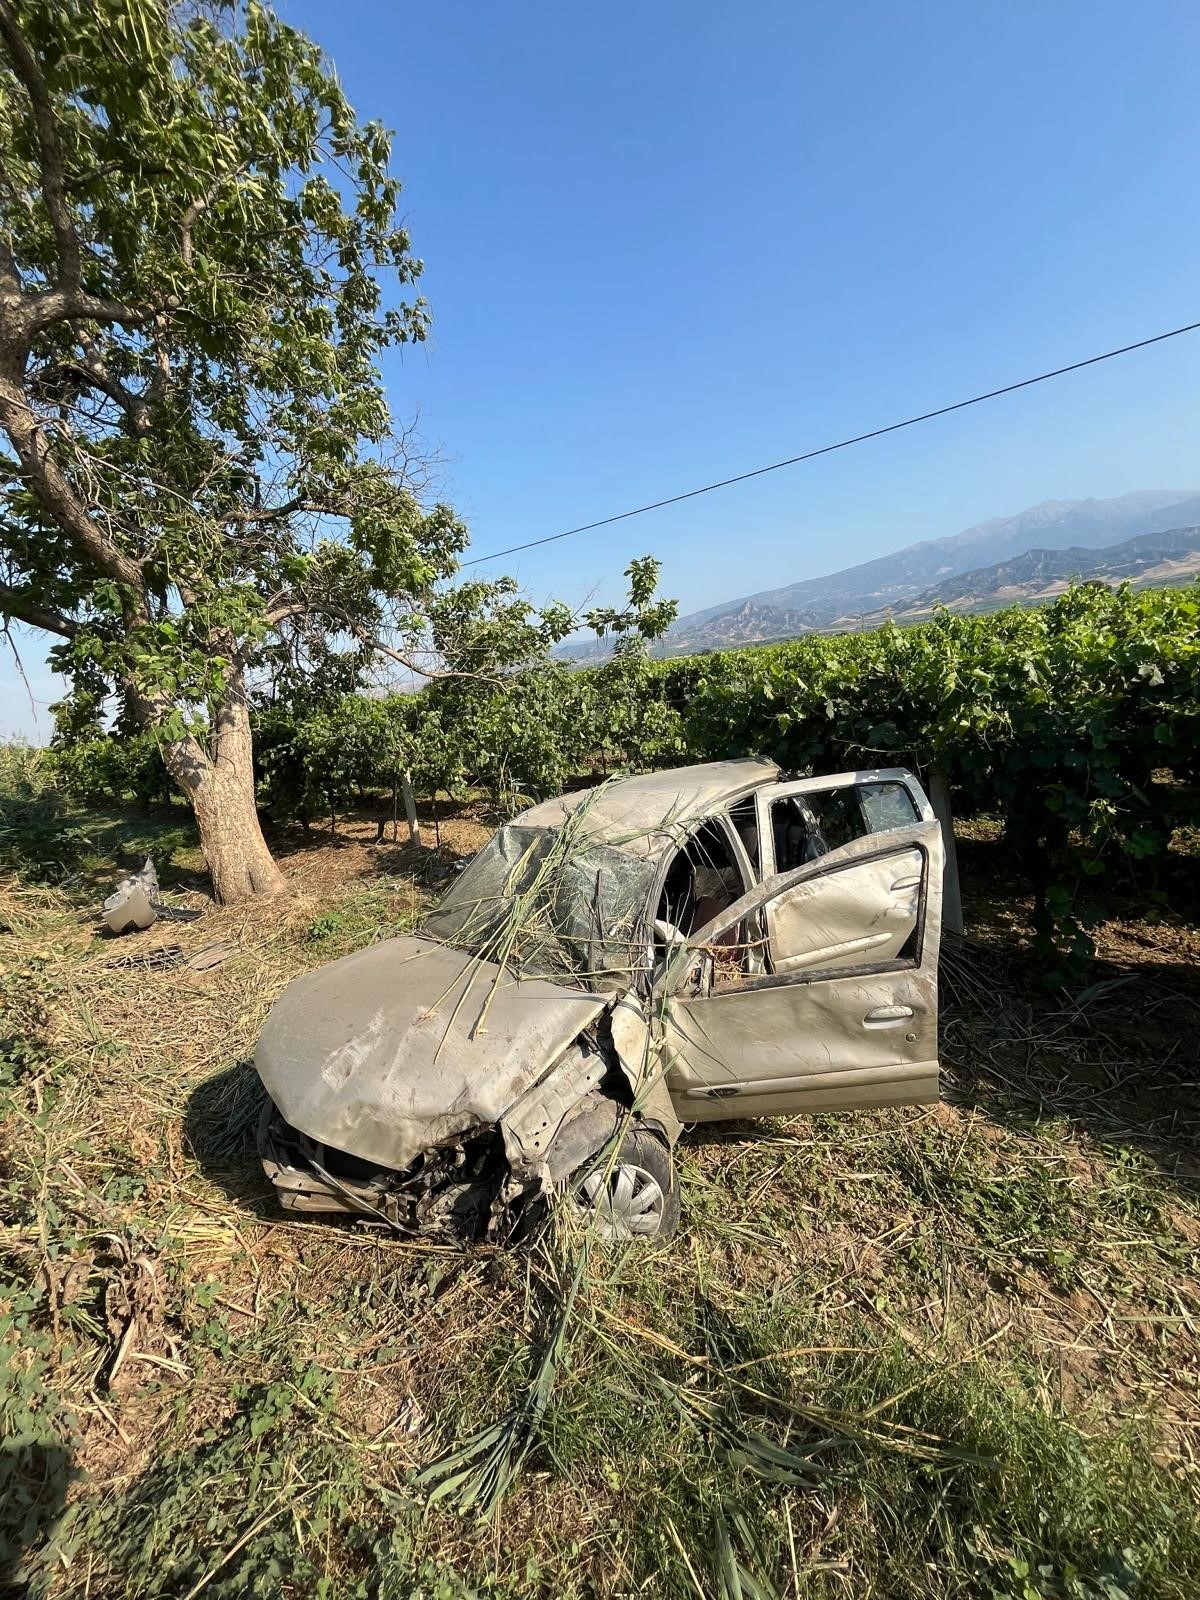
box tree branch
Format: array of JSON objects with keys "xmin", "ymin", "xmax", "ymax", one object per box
[
  {"xmin": 147, "ymin": 314, "xmax": 171, "ymax": 407},
  {"xmin": 367, "ymin": 629, "xmax": 489, "ymax": 681},
  {"xmin": 0, "ymin": 578, "xmax": 76, "ymax": 637},
  {"xmin": 23, "ymin": 286, "xmax": 166, "ymax": 338},
  {"xmin": 0, "ymin": 13, "xmax": 172, "ymax": 349},
  {"xmin": 264, "ymin": 596, "xmax": 489, "ymax": 681},
  {"xmin": 37, "ymin": 336, "xmax": 152, "ymax": 436},
  {"xmin": 180, "ymin": 162, "xmax": 253, "ymax": 267},
  {"xmin": 227, "ymin": 495, "xmax": 313, "ymax": 525},
  {"xmin": 0, "ymin": 238, "xmax": 20, "ymax": 300},
  {"xmin": 0, "ymin": 380, "xmax": 145, "ymax": 592},
  {"xmin": 0, "ymin": 0, "xmax": 81, "ymax": 287}
]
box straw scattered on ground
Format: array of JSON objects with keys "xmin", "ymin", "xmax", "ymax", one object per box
[{"xmin": 2, "ymin": 797, "xmax": 1198, "ymax": 1598}]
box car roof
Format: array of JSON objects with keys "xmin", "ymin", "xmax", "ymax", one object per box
[{"xmin": 514, "ymin": 758, "xmax": 782, "ymax": 859}]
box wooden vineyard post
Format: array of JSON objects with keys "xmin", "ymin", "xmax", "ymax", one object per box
[{"xmin": 401, "ymin": 771, "xmax": 423, "ymax": 847}]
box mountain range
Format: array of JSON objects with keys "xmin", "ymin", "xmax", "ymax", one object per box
[
  {"xmin": 563, "ymin": 489, "xmax": 1200, "ymax": 659},
  {"xmin": 856, "ymin": 524, "xmax": 1200, "ymax": 624}
]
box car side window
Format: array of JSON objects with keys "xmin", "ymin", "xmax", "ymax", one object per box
[
  {"xmin": 857, "ymin": 780, "xmax": 920, "ymax": 833},
  {"xmin": 771, "ymin": 790, "xmax": 859, "ymax": 870},
  {"xmin": 769, "ymin": 780, "xmax": 920, "ymax": 872},
  {"xmin": 654, "ymin": 817, "xmax": 750, "ymax": 965}
]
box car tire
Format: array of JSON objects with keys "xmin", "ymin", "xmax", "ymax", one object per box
[{"xmin": 573, "ymin": 1128, "xmax": 680, "ymax": 1242}]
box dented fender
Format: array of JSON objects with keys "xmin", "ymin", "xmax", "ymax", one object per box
[
  {"xmin": 500, "ymin": 1040, "xmax": 608, "ymax": 1183},
  {"xmin": 501, "ymin": 987, "xmax": 682, "ymax": 1190},
  {"xmin": 255, "ymin": 935, "xmax": 607, "ymax": 1173}
]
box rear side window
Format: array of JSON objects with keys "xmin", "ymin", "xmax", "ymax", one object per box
[
  {"xmin": 768, "ymin": 779, "xmax": 920, "ymax": 872},
  {"xmin": 857, "ymin": 781, "xmax": 919, "ymax": 833},
  {"xmin": 772, "ymin": 791, "xmax": 860, "ymax": 872},
  {"xmin": 804, "ymin": 787, "xmax": 864, "ymax": 850}
]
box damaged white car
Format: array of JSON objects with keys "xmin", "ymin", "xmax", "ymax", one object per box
[{"xmin": 256, "ymin": 759, "xmax": 944, "ymax": 1241}]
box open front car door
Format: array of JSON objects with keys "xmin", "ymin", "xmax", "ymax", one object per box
[{"xmin": 657, "ymin": 820, "xmax": 944, "ymax": 1121}]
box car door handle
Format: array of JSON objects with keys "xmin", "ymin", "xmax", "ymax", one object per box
[{"xmin": 863, "ymin": 1004, "xmax": 915, "ymax": 1027}]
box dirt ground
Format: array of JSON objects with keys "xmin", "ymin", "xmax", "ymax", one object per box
[{"xmin": 2, "ymin": 800, "xmax": 1198, "ymax": 1598}]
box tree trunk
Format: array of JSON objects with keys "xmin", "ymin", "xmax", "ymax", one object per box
[
  {"xmin": 189, "ymin": 756, "xmax": 287, "ymax": 903},
  {"xmin": 158, "ymin": 679, "xmax": 286, "ymax": 904}
]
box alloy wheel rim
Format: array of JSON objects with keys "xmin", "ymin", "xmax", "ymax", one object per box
[{"xmin": 577, "ymin": 1162, "xmax": 665, "ymax": 1239}]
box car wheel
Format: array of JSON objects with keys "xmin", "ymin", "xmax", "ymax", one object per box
[{"xmin": 573, "ymin": 1130, "xmax": 680, "ymax": 1242}]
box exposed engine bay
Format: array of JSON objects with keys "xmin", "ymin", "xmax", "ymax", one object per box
[{"xmin": 258, "ymin": 1102, "xmax": 520, "ymax": 1239}]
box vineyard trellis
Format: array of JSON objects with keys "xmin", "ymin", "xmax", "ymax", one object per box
[{"xmin": 48, "ymin": 583, "xmax": 1200, "ymax": 966}]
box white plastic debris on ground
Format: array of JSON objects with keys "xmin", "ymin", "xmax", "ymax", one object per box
[{"xmin": 102, "ymin": 857, "xmax": 160, "ymax": 935}]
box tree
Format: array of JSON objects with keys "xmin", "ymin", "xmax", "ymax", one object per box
[
  {"xmin": 581, "ymin": 556, "xmax": 682, "ymax": 770},
  {"xmin": 0, "ymin": 0, "xmax": 570, "ymax": 900}
]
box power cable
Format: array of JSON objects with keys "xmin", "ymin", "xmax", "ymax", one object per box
[{"xmin": 461, "ymin": 320, "xmax": 1200, "ymax": 568}]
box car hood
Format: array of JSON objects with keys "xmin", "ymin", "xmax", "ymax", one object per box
[{"xmin": 255, "ymin": 935, "xmax": 608, "ymax": 1171}]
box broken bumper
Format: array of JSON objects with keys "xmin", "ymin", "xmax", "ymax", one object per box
[
  {"xmin": 257, "ymin": 1101, "xmax": 397, "ymax": 1217},
  {"xmin": 256, "ymin": 1099, "xmax": 515, "ymax": 1238}
]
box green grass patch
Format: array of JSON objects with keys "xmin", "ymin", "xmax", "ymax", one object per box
[{"xmin": 1, "ymin": 799, "xmax": 1198, "ymax": 1598}]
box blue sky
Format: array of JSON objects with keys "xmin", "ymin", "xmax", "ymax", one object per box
[{"xmin": 5, "ymin": 0, "xmax": 1199, "ymax": 737}]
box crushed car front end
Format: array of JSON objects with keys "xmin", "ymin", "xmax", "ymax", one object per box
[
  {"xmin": 257, "ymin": 1101, "xmax": 512, "ymax": 1237},
  {"xmin": 253, "ymin": 931, "xmax": 624, "ymax": 1235},
  {"xmin": 251, "ymin": 780, "xmax": 715, "ymax": 1239}
]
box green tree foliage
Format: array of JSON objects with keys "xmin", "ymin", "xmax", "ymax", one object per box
[
  {"xmin": 659, "ymin": 584, "xmax": 1199, "ymax": 961},
  {"xmin": 0, "ymin": 0, "xmax": 576, "ymax": 901},
  {"xmin": 248, "ymin": 559, "xmax": 681, "ymax": 826},
  {"xmin": 94, "ymin": 582, "xmax": 1190, "ymax": 968}
]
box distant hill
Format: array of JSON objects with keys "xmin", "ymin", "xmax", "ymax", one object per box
[
  {"xmin": 559, "ymin": 489, "xmax": 1200, "ymax": 660},
  {"xmin": 660, "ymin": 599, "xmax": 817, "ymax": 651},
  {"xmin": 849, "ymin": 525, "xmax": 1200, "ymax": 625}
]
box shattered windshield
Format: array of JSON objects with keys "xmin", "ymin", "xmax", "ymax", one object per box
[{"xmin": 422, "ymin": 822, "xmax": 656, "ymax": 992}]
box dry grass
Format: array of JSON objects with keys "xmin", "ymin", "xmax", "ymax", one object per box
[{"xmin": 2, "ymin": 801, "xmax": 1199, "ymax": 1598}]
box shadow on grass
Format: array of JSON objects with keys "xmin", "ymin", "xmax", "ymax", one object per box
[
  {"xmin": 265, "ymin": 799, "xmax": 492, "ymax": 850},
  {"xmin": 940, "ymin": 936, "xmax": 1200, "ymax": 1196},
  {"xmin": 954, "ymin": 819, "xmax": 1200, "ymax": 950},
  {"xmin": 7, "ymin": 1409, "xmax": 483, "ymax": 1600},
  {"xmin": 2, "ymin": 795, "xmax": 210, "ymax": 903},
  {"xmin": 182, "ymin": 1058, "xmax": 278, "ymax": 1218},
  {"xmin": 183, "ymin": 1059, "xmax": 405, "ymax": 1235},
  {"xmin": 655, "ymin": 1293, "xmax": 1200, "ymax": 1600},
  {"xmin": 676, "ymin": 931, "xmax": 1198, "ymax": 1211},
  {"xmin": 0, "ymin": 1441, "xmax": 73, "ymax": 1598},
  {"xmin": 262, "ymin": 808, "xmax": 477, "ymax": 893}
]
